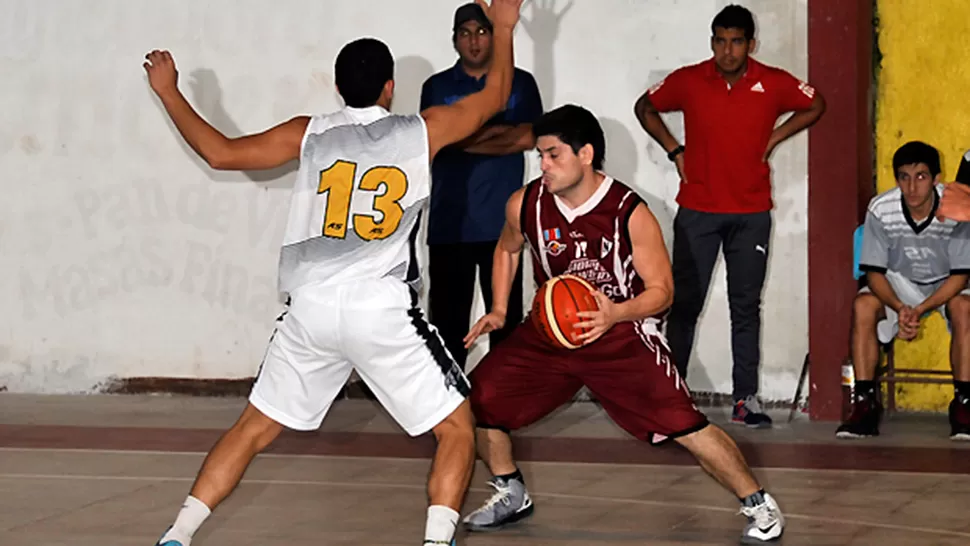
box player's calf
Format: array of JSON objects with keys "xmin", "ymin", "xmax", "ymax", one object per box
[
  {"xmin": 675, "ymin": 424, "xmax": 784, "ymax": 543},
  {"xmin": 154, "ymin": 404, "xmax": 284, "ymax": 546},
  {"xmin": 462, "ymin": 427, "xmax": 534, "ymax": 532},
  {"xmin": 461, "ymin": 403, "xmax": 546, "ymax": 532},
  {"xmin": 425, "ymin": 401, "xmax": 476, "ymax": 545}
]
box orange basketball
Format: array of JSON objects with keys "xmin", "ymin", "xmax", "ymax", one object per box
[{"xmin": 531, "ymin": 274, "xmax": 600, "ymax": 349}]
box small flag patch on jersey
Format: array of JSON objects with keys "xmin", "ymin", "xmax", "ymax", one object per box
[{"xmin": 543, "ymin": 228, "xmax": 561, "ymax": 241}]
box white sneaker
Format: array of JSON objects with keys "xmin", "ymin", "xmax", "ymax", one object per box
[{"xmin": 740, "ymin": 492, "xmax": 784, "ymax": 543}]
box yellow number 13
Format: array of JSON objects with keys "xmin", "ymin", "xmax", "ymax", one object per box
[{"xmin": 317, "ymin": 160, "xmax": 408, "ymax": 241}]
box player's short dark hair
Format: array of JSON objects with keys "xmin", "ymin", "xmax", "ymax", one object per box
[
  {"xmin": 533, "ymin": 105, "xmax": 605, "ymax": 170},
  {"xmin": 335, "ymin": 38, "xmax": 394, "ymax": 108},
  {"xmin": 893, "ymin": 141, "xmax": 942, "ymax": 178},
  {"xmin": 712, "ymin": 4, "xmax": 756, "ymax": 41}
]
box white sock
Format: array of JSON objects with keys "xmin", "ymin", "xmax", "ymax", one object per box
[
  {"xmin": 161, "ymin": 495, "xmax": 211, "ymax": 542},
  {"xmin": 423, "ymin": 505, "xmax": 459, "ymax": 545}
]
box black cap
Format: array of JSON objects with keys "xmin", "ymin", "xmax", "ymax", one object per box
[{"xmin": 453, "ymin": 3, "xmax": 493, "ymax": 32}]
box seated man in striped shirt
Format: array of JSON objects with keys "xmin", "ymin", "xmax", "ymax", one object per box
[{"xmin": 839, "ymin": 141, "xmax": 970, "ymax": 441}]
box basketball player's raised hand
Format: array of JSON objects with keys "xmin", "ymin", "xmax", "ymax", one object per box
[
  {"xmin": 574, "ymin": 290, "xmax": 617, "ymax": 344},
  {"xmin": 477, "ymin": 0, "xmax": 525, "ymax": 29},
  {"xmin": 143, "ymin": 50, "xmax": 179, "ymax": 97},
  {"xmin": 939, "ymin": 182, "xmax": 970, "ymax": 222},
  {"xmin": 464, "ymin": 311, "xmax": 507, "ymax": 349}
]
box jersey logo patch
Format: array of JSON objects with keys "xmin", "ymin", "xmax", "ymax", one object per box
[
  {"xmin": 574, "ymin": 241, "xmax": 588, "ymax": 259},
  {"xmin": 798, "ymin": 81, "xmax": 816, "ymax": 99},
  {"xmin": 601, "ymin": 237, "xmax": 614, "ymax": 258},
  {"xmin": 547, "ymin": 240, "xmax": 566, "ymax": 256}
]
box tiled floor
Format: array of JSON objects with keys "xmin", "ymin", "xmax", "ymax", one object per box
[{"xmin": 1, "ymin": 393, "xmax": 969, "ymax": 545}]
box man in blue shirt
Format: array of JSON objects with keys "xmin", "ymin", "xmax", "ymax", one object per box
[{"xmin": 420, "ymin": 2, "xmax": 544, "ymax": 369}]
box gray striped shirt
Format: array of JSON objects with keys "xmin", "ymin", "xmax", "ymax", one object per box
[{"xmin": 860, "ymin": 184, "xmax": 970, "ymax": 295}]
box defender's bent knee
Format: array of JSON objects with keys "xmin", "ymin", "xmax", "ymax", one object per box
[
  {"xmin": 468, "ymin": 375, "xmax": 510, "ymax": 430},
  {"xmin": 672, "ymin": 422, "xmax": 714, "ymax": 449},
  {"xmin": 233, "ymin": 403, "xmax": 285, "ymax": 452},
  {"xmin": 432, "ymin": 400, "xmax": 475, "ymax": 443},
  {"xmin": 673, "ymin": 423, "xmax": 746, "ymax": 462}
]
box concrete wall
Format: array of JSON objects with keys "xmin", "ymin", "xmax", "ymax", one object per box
[
  {"xmin": 0, "ymin": 0, "xmax": 809, "ymax": 402},
  {"xmin": 874, "ymin": 0, "xmax": 970, "ymax": 411}
]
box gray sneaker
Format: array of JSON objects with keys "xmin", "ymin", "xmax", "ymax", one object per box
[
  {"xmin": 462, "ymin": 476, "xmax": 534, "ymax": 532},
  {"xmin": 740, "ymin": 492, "xmax": 785, "ymax": 544}
]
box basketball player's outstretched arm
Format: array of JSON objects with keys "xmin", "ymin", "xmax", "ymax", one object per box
[
  {"xmin": 421, "ymin": 0, "xmax": 524, "ymax": 161},
  {"xmin": 143, "ymin": 50, "xmax": 309, "ymax": 171},
  {"xmin": 576, "ymin": 202, "xmax": 674, "ymax": 342},
  {"xmin": 464, "ymin": 187, "xmax": 527, "ymax": 347}
]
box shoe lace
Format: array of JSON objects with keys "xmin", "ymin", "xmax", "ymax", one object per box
[
  {"xmin": 740, "ymin": 502, "xmax": 774, "ymax": 529},
  {"xmin": 476, "ymin": 480, "xmax": 513, "ymax": 512}
]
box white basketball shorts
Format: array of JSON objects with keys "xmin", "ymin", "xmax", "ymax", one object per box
[{"xmin": 249, "ymin": 277, "xmax": 469, "ymax": 436}]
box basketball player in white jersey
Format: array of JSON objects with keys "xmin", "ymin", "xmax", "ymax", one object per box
[{"xmin": 142, "ymin": 1, "xmax": 523, "ymax": 545}]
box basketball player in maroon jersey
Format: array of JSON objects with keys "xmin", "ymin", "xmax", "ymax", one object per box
[{"xmin": 460, "ymin": 105, "xmax": 784, "ymax": 543}]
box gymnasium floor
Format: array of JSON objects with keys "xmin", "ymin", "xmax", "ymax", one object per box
[{"xmin": 2, "ymin": 394, "xmax": 969, "ymax": 545}]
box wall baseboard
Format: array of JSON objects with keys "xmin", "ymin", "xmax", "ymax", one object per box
[{"xmin": 101, "ymin": 377, "xmax": 799, "ymax": 410}]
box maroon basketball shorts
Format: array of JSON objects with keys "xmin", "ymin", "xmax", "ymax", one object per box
[{"xmin": 469, "ymin": 318, "xmax": 709, "ymax": 445}]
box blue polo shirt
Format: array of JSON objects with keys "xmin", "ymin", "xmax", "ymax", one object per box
[{"xmin": 420, "ymin": 63, "xmax": 543, "ymax": 244}]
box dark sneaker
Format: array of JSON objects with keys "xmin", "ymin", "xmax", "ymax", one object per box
[
  {"xmin": 732, "ymin": 396, "xmax": 773, "ymax": 429},
  {"xmin": 949, "ymin": 396, "xmax": 970, "ymax": 441},
  {"xmin": 835, "ymin": 392, "xmax": 882, "ymax": 439}
]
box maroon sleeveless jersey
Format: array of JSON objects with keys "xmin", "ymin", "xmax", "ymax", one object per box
[{"xmin": 520, "ymin": 176, "xmax": 654, "ymax": 308}]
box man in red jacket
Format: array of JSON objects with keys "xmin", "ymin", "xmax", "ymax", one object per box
[{"xmin": 634, "ymin": 4, "xmax": 826, "ymax": 428}]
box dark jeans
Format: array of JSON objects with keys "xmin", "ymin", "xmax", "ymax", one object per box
[
  {"xmin": 428, "ymin": 242, "xmax": 524, "ymax": 371},
  {"xmin": 665, "ymin": 207, "xmax": 772, "ymax": 401}
]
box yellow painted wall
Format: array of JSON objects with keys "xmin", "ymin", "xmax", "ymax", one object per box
[{"xmin": 875, "ymin": 0, "xmax": 970, "ymax": 411}]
